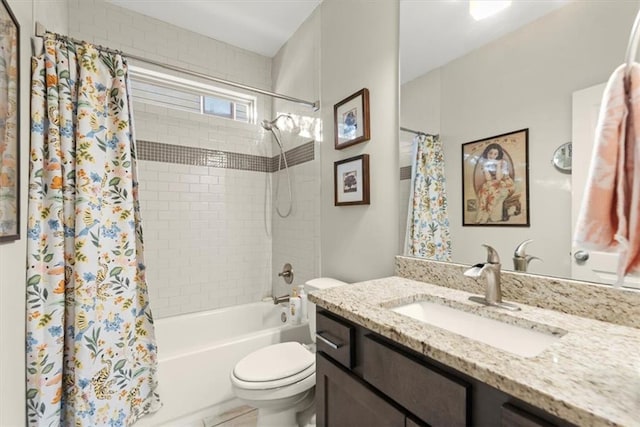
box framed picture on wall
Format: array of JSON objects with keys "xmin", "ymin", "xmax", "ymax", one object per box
[
  {"xmin": 461, "ymin": 129, "xmax": 530, "ymax": 227},
  {"xmin": 0, "ymin": 0, "xmax": 19, "ymax": 242},
  {"xmin": 334, "ymin": 88, "xmax": 370, "ymax": 150},
  {"xmin": 334, "ymin": 154, "xmax": 370, "ymax": 206}
]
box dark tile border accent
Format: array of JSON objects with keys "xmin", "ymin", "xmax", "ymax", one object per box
[
  {"xmin": 400, "ymin": 165, "xmax": 411, "ymax": 180},
  {"xmin": 137, "ymin": 140, "xmax": 315, "ymax": 172},
  {"xmin": 271, "ymin": 140, "xmax": 315, "ymax": 171}
]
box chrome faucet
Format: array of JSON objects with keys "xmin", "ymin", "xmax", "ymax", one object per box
[
  {"xmin": 464, "ymin": 244, "xmax": 520, "ymax": 311},
  {"xmin": 512, "ymin": 239, "xmax": 541, "ymax": 272}
]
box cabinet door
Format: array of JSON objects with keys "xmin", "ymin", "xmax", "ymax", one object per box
[
  {"xmin": 363, "ymin": 335, "xmax": 469, "ymax": 427},
  {"xmin": 316, "ymin": 352, "xmax": 405, "ymax": 427}
]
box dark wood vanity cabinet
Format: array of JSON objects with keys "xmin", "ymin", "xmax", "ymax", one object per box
[
  {"xmin": 315, "ymin": 309, "xmax": 575, "ymax": 427},
  {"xmin": 316, "ymin": 353, "xmax": 407, "ymax": 427}
]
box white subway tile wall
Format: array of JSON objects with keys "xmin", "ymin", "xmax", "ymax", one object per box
[
  {"xmin": 137, "ymin": 160, "xmax": 272, "ymax": 317},
  {"xmin": 70, "ymin": 0, "xmax": 320, "ymax": 318}
]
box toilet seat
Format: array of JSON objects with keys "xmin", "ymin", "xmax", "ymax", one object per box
[
  {"xmin": 231, "ymin": 363, "xmax": 315, "ymax": 390},
  {"xmin": 231, "ymin": 342, "xmax": 315, "ymax": 390}
]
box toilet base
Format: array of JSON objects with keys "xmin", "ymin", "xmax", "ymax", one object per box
[
  {"xmin": 256, "ymin": 406, "xmax": 297, "ymax": 427},
  {"xmin": 296, "ymin": 399, "xmax": 316, "ymax": 427},
  {"xmin": 250, "ymin": 388, "xmax": 314, "ymax": 427}
]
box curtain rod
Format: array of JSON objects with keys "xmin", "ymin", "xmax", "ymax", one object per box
[
  {"xmin": 400, "ymin": 126, "xmax": 438, "ymax": 138},
  {"xmin": 34, "ymin": 22, "xmax": 320, "ymax": 111}
]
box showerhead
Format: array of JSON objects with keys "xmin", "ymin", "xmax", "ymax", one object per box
[
  {"xmin": 261, "ymin": 119, "xmax": 275, "ymax": 131},
  {"xmin": 260, "ymin": 114, "xmax": 300, "ymax": 133}
]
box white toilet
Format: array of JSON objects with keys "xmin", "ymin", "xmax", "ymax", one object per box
[{"xmin": 230, "ymin": 278, "xmax": 347, "ymax": 427}]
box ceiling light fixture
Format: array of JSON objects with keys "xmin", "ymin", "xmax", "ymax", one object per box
[{"xmin": 469, "ymin": 0, "xmax": 512, "ymax": 21}]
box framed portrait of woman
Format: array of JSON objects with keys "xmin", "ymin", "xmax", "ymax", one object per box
[{"xmin": 461, "ymin": 129, "xmax": 530, "ymax": 227}]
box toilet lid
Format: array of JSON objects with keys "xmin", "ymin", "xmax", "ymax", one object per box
[{"xmin": 233, "ymin": 342, "xmax": 314, "ymax": 382}]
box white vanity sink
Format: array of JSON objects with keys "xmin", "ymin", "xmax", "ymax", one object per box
[{"xmin": 390, "ymin": 301, "xmax": 565, "ymax": 358}]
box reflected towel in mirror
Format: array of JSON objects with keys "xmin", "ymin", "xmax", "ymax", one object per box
[{"xmin": 574, "ymin": 63, "xmax": 640, "ymax": 281}]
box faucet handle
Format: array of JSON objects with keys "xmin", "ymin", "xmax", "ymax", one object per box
[
  {"xmin": 481, "ymin": 244, "xmax": 500, "ymax": 264},
  {"xmin": 514, "ymin": 239, "xmax": 534, "ymax": 257},
  {"xmin": 525, "ymin": 255, "xmax": 542, "ymax": 265}
]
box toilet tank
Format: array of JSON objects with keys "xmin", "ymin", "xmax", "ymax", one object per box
[{"xmin": 305, "ymin": 278, "xmax": 348, "ymax": 343}]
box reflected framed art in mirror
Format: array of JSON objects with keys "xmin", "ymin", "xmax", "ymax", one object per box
[{"xmin": 462, "ymin": 129, "xmax": 529, "ymax": 227}]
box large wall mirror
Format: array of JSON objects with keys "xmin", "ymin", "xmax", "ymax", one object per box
[
  {"xmin": 0, "ymin": 0, "xmax": 19, "ymax": 242},
  {"xmin": 399, "ymin": 0, "xmax": 639, "ymax": 288}
]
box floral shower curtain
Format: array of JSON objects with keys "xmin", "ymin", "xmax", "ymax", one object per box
[
  {"xmin": 404, "ymin": 133, "xmax": 452, "ymax": 260},
  {"xmin": 26, "ymin": 36, "xmax": 160, "ymax": 426}
]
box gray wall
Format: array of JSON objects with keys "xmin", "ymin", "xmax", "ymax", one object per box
[{"xmin": 320, "ymin": 0, "xmax": 400, "ymax": 283}]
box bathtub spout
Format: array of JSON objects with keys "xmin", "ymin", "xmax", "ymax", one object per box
[{"xmin": 273, "ymin": 294, "xmax": 290, "ymax": 304}]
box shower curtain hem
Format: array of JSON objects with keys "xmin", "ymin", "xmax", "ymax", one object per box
[{"xmin": 128, "ymin": 391, "xmax": 162, "ymax": 427}]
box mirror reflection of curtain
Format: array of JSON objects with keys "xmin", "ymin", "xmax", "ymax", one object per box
[
  {"xmin": 26, "ymin": 36, "xmax": 161, "ymax": 426},
  {"xmin": 0, "ymin": 19, "xmax": 17, "ymax": 235},
  {"xmin": 404, "ymin": 134, "xmax": 452, "ymax": 260}
]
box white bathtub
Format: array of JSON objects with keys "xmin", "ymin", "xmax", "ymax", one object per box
[{"xmin": 138, "ymin": 301, "xmax": 310, "ymax": 426}]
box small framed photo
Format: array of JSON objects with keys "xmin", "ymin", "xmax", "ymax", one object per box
[
  {"xmin": 334, "ymin": 154, "xmax": 370, "ymax": 206},
  {"xmin": 334, "ymin": 88, "xmax": 370, "ymax": 150},
  {"xmin": 461, "ymin": 128, "xmax": 530, "ymax": 226}
]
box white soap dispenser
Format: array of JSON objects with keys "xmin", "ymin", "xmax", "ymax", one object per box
[
  {"xmin": 298, "ymin": 284, "xmax": 308, "ymax": 321},
  {"xmin": 289, "ymin": 286, "xmax": 302, "ymax": 325}
]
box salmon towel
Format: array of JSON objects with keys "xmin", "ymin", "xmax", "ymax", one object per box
[{"xmin": 574, "ymin": 63, "xmax": 640, "ymax": 281}]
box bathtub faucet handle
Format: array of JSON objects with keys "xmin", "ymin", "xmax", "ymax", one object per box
[{"xmin": 278, "ymin": 263, "xmax": 294, "ymax": 284}]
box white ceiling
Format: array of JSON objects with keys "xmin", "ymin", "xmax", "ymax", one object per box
[
  {"xmin": 400, "ymin": 0, "xmax": 571, "ymax": 83},
  {"xmin": 106, "ymin": 0, "xmax": 323, "ymax": 57},
  {"xmin": 108, "ymin": 0, "xmax": 570, "ymax": 83}
]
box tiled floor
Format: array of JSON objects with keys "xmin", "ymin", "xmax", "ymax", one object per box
[{"xmin": 206, "ymin": 405, "xmax": 257, "ymax": 427}]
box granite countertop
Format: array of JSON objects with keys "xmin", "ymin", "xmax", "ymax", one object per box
[{"xmin": 309, "ymin": 276, "xmax": 640, "ymax": 427}]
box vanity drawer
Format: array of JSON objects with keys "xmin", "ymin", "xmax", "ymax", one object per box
[
  {"xmin": 316, "ymin": 310, "xmax": 354, "ymax": 369},
  {"xmin": 363, "ymin": 335, "xmax": 469, "ymax": 427}
]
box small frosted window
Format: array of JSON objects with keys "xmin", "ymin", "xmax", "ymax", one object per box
[
  {"xmin": 131, "ymin": 80, "xmax": 200, "ymax": 113},
  {"xmin": 130, "ymin": 67, "xmax": 256, "ymax": 124},
  {"xmin": 203, "ymin": 97, "xmax": 233, "ymax": 118},
  {"xmin": 235, "ymin": 104, "xmax": 249, "ymax": 122}
]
